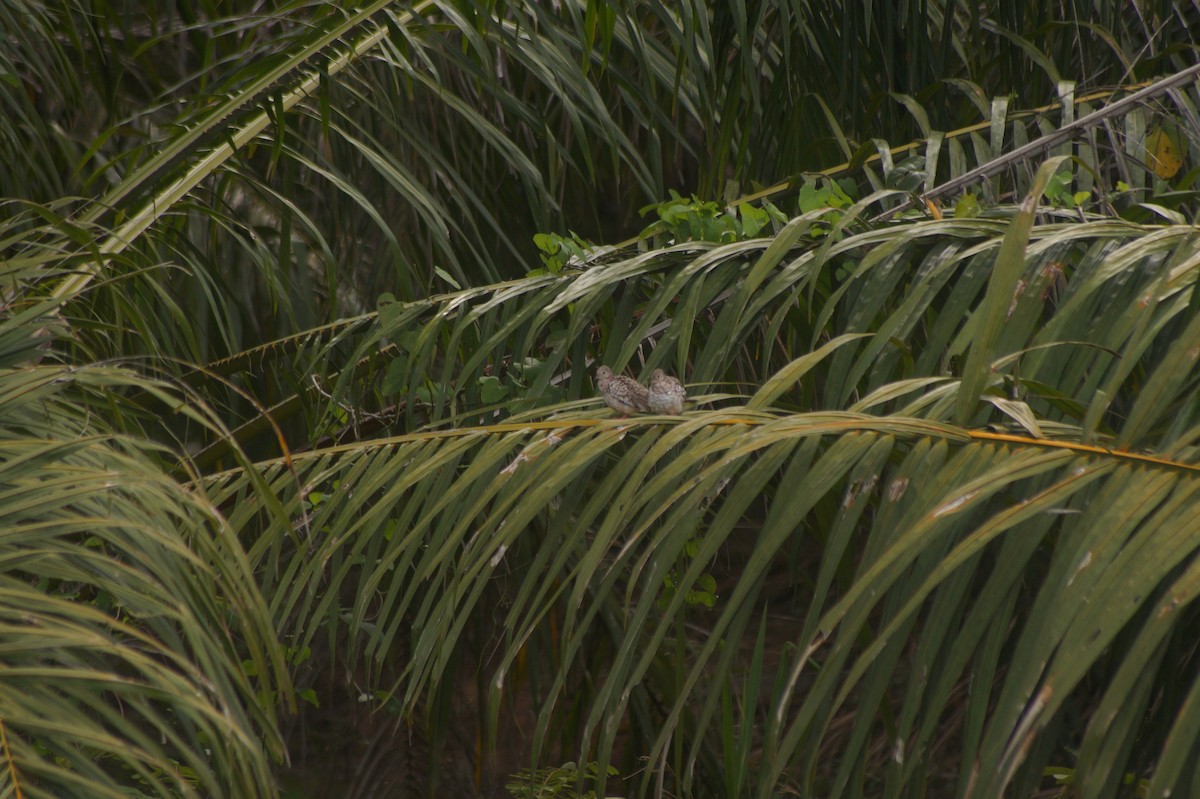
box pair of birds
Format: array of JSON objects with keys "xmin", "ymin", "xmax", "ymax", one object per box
[{"xmin": 595, "ymin": 366, "xmax": 686, "ymax": 416}]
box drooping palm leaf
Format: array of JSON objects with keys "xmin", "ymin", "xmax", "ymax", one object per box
[
  {"xmin": 186, "ymin": 164, "xmax": 1200, "ymax": 796},
  {"xmin": 0, "ymin": 363, "xmax": 287, "ymax": 799}
]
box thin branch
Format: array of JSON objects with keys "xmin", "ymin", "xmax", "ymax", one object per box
[
  {"xmin": 871, "ymin": 62, "xmax": 1200, "ymax": 221},
  {"xmin": 205, "ymin": 413, "xmax": 1200, "ymax": 476}
]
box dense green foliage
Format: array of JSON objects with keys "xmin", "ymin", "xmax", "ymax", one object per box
[{"xmin": 4, "ymin": 2, "xmax": 1200, "ymax": 797}]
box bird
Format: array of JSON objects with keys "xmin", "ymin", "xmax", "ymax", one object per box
[
  {"xmin": 648, "ymin": 368, "xmax": 686, "ymax": 414},
  {"xmin": 595, "ymin": 366, "xmax": 650, "ymax": 416}
]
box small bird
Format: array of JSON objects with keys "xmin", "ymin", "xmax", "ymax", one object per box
[
  {"xmin": 648, "ymin": 368, "xmax": 686, "ymax": 414},
  {"xmin": 595, "ymin": 366, "xmax": 650, "ymax": 416}
]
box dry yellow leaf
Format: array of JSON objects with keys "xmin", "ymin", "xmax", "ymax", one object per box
[{"xmin": 1147, "ymin": 127, "xmax": 1184, "ymax": 179}]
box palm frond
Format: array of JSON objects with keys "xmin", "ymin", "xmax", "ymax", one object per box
[
  {"xmin": 0, "ymin": 364, "xmax": 287, "ymax": 798},
  {"xmin": 194, "ymin": 173, "xmax": 1200, "ymax": 796},
  {"xmin": 6, "ymin": 3, "xmax": 1200, "ymax": 797}
]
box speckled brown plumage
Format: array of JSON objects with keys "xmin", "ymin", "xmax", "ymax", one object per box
[
  {"xmin": 595, "ymin": 366, "xmax": 650, "ymax": 416},
  {"xmin": 648, "ymin": 368, "xmax": 686, "ymax": 414}
]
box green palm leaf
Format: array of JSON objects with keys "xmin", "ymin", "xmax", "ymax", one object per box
[
  {"xmin": 0, "ymin": 365, "xmax": 286, "ymax": 798},
  {"xmin": 6, "ymin": 3, "xmax": 1200, "ymax": 797}
]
